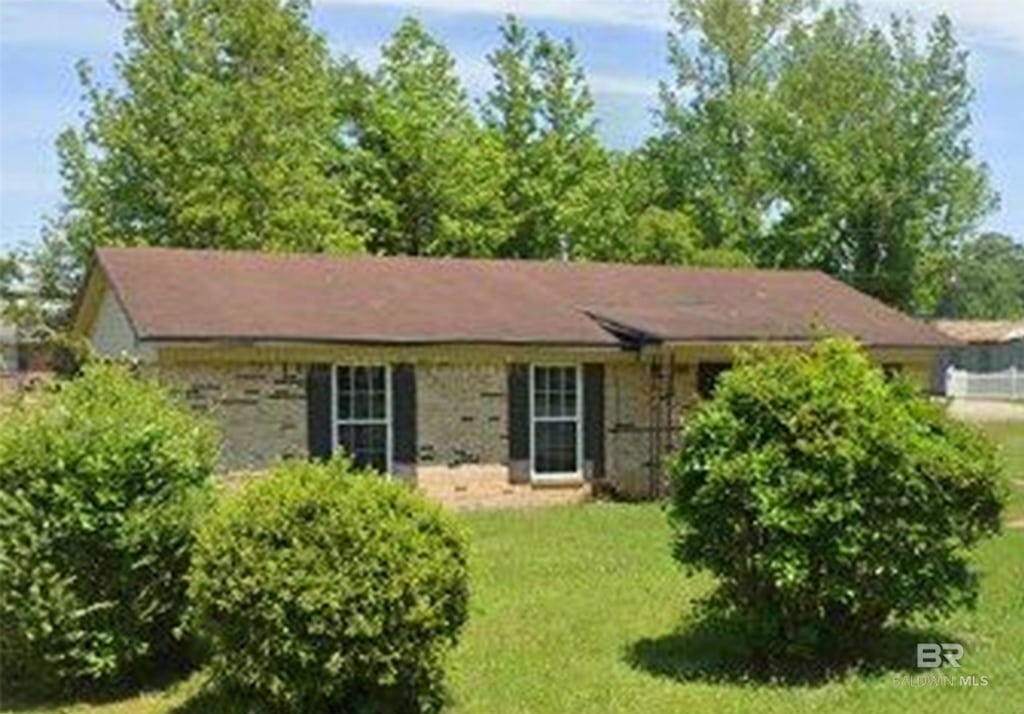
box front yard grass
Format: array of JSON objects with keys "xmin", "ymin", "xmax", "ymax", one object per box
[
  {"xmin": 978, "ymin": 421, "xmax": 1024, "ymax": 522},
  {"xmin": 6, "ymin": 423, "xmax": 1024, "ymax": 714}
]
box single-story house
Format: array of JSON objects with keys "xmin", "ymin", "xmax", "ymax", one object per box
[
  {"xmin": 72, "ymin": 247, "xmax": 953, "ymax": 503},
  {"xmin": 932, "ymin": 320, "xmax": 1024, "ymax": 401}
]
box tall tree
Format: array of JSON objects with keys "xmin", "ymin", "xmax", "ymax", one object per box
[
  {"xmin": 651, "ymin": 0, "xmax": 995, "ymax": 311},
  {"xmin": 652, "ymin": 0, "xmax": 808, "ymax": 251},
  {"xmin": 344, "ymin": 18, "xmax": 509, "ymax": 257},
  {"xmin": 483, "ymin": 16, "xmax": 536, "ymax": 164},
  {"xmin": 772, "ymin": 9, "xmax": 995, "ymax": 311},
  {"xmin": 50, "ymin": 0, "xmax": 361, "ymax": 282},
  {"xmin": 483, "ymin": 16, "xmax": 540, "ymax": 257},
  {"xmin": 484, "ymin": 16, "xmax": 606, "ymax": 259},
  {"xmin": 559, "ymin": 150, "xmax": 752, "ymax": 267}
]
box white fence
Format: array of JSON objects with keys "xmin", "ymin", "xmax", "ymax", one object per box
[{"xmin": 946, "ymin": 367, "xmax": 1024, "ymax": 401}]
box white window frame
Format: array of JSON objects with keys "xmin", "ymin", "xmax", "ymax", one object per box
[
  {"xmin": 529, "ymin": 364, "xmax": 583, "ymax": 482},
  {"xmin": 331, "ymin": 364, "xmax": 392, "ymax": 474}
]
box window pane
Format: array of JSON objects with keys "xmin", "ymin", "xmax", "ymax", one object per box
[
  {"xmin": 352, "ymin": 367, "xmax": 370, "ymax": 419},
  {"xmin": 336, "ymin": 367, "xmax": 352, "ymax": 420},
  {"xmin": 555, "ymin": 368, "xmax": 568, "ymax": 415},
  {"xmin": 371, "ymin": 366, "xmax": 386, "ymax": 391},
  {"xmin": 533, "ymin": 366, "xmax": 577, "ymax": 419},
  {"xmin": 534, "ymin": 388, "xmax": 549, "ymax": 417},
  {"xmin": 338, "ymin": 366, "xmax": 392, "ymax": 422},
  {"xmin": 371, "ymin": 387, "xmax": 387, "ymax": 420},
  {"xmin": 564, "ymin": 384, "xmax": 577, "ymax": 416},
  {"xmin": 337, "ymin": 423, "xmax": 353, "ymax": 459},
  {"xmin": 534, "ymin": 421, "xmax": 577, "ymax": 473},
  {"xmin": 337, "ymin": 423, "xmax": 388, "ymax": 473}
]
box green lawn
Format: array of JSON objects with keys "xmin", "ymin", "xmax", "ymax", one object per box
[
  {"xmin": 978, "ymin": 421, "xmax": 1024, "ymax": 522},
  {"xmin": 7, "ymin": 424, "xmax": 1024, "ymax": 714}
]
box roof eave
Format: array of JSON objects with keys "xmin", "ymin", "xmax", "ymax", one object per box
[{"xmin": 139, "ymin": 335, "xmax": 630, "ymax": 350}]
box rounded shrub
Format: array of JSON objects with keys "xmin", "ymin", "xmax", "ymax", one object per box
[
  {"xmin": 667, "ymin": 339, "xmax": 1004, "ymax": 649},
  {"xmin": 0, "ymin": 363, "xmax": 218, "ymax": 689},
  {"xmin": 187, "ymin": 458, "xmax": 469, "ymax": 713}
]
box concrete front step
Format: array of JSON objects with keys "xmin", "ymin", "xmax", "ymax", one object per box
[{"xmin": 418, "ymin": 479, "xmax": 592, "ymax": 510}]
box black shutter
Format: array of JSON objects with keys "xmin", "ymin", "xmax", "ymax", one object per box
[
  {"xmin": 697, "ymin": 362, "xmax": 732, "ymax": 399},
  {"xmin": 583, "ymin": 364, "xmax": 605, "ymax": 480},
  {"xmin": 507, "ymin": 364, "xmax": 530, "ymax": 483},
  {"xmin": 307, "ymin": 364, "xmax": 333, "ymax": 461},
  {"xmin": 391, "ymin": 364, "xmax": 417, "ymax": 466}
]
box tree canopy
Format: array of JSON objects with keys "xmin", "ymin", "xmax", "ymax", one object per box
[
  {"xmin": 4, "ymin": 0, "xmax": 1010, "ymax": 330},
  {"xmin": 341, "ymin": 18, "xmax": 510, "ymax": 258},
  {"xmin": 650, "ymin": 0, "xmax": 995, "ymax": 312},
  {"xmin": 56, "ymin": 0, "xmax": 362, "ymax": 262},
  {"xmin": 483, "ymin": 16, "xmax": 608, "ymax": 259},
  {"xmin": 942, "ymin": 232, "xmax": 1024, "ymax": 319}
]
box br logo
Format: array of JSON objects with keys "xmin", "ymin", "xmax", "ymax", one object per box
[{"xmin": 917, "ymin": 643, "xmax": 964, "ymax": 668}]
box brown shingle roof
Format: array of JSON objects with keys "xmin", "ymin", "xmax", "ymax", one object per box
[
  {"xmin": 92, "ymin": 247, "xmax": 953, "ymax": 348},
  {"xmin": 932, "ymin": 320, "xmax": 1024, "ymax": 344}
]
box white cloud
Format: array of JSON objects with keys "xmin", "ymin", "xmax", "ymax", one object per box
[
  {"xmin": 315, "ymin": 0, "xmax": 670, "ymax": 29},
  {"xmin": 317, "ymin": 0, "xmax": 1024, "ymax": 54},
  {"xmin": 859, "ymin": 0, "xmax": 1024, "ymax": 52},
  {"xmin": 330, "ymin": 41, "xmax": 661, "ymax": 98},
  {"xmin": 590, "ymin": 74, "xmax": 660, "ymax": 97},
  {"xmin": 4, "ymin": 0, "xmax": 1019, "ymax": 53},
  {"xmin": 0, "ymin": 169, "xmax": 57, "ymax": 197}
]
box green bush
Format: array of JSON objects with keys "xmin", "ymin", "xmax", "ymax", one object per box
[
  {"xmin": 667, "ymin": 339, "xmax": 1003, "ymax": 650},
  {"xmin": 0, "ymin": 363, "xmax": 218, "ymax": 689},
  {"xmin": 187, "ymin": 458, "xmax": 469, "ymax": 713}
]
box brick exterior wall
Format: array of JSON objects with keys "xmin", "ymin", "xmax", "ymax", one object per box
[
  {"xmin": 143, "ymin": 349, "xmax": 933, "ymax": 503},
  {"xmin": 147, "ymin": 355, "xmax": 691, "ymax": 501},
  {"xmin": 603, "ymin": 360, "xmax": 698, "ymax": 498},
  {"xmin": 604, "ymin": 362, "xmax": 651, "ymax": 497},
  {"xmin": 415, "ymin": 363, "xmax": 511, "ymax": 497},
  {"xmin": 156, "ymin": 363, "xmax": 308, "ymax": 471}
]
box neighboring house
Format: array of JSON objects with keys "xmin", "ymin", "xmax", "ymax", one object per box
[
  {"xmin": 933, "ymin": 320, "xmax": 1024, "ymax": 401},
  {"xmin": 72, "ymin": 247, "xmax": 952, "ymax": 503},
  {"xmin": 0, "ymin": 315, "xmax": 53, "ymax": 392}
]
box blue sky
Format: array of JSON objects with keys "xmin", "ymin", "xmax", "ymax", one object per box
[{"xmin": 1, "ymin": 0, "xmax": 1022, "ymax": 253}]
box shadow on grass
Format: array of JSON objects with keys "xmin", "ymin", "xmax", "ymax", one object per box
[
  {"xmin": 1, "ymin": 660, "xmax": 195, "ymax": 712},
  {"xmin": 625, "ymin": 616, "xmax": 956, "ymax": 686},
  {"xmin": 166, "ymin": 685, "xmax": 255, "ymax": 714},
  {"xmin": 166, "ymin": 681, "xmax": 453, "ymax": 714}
]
